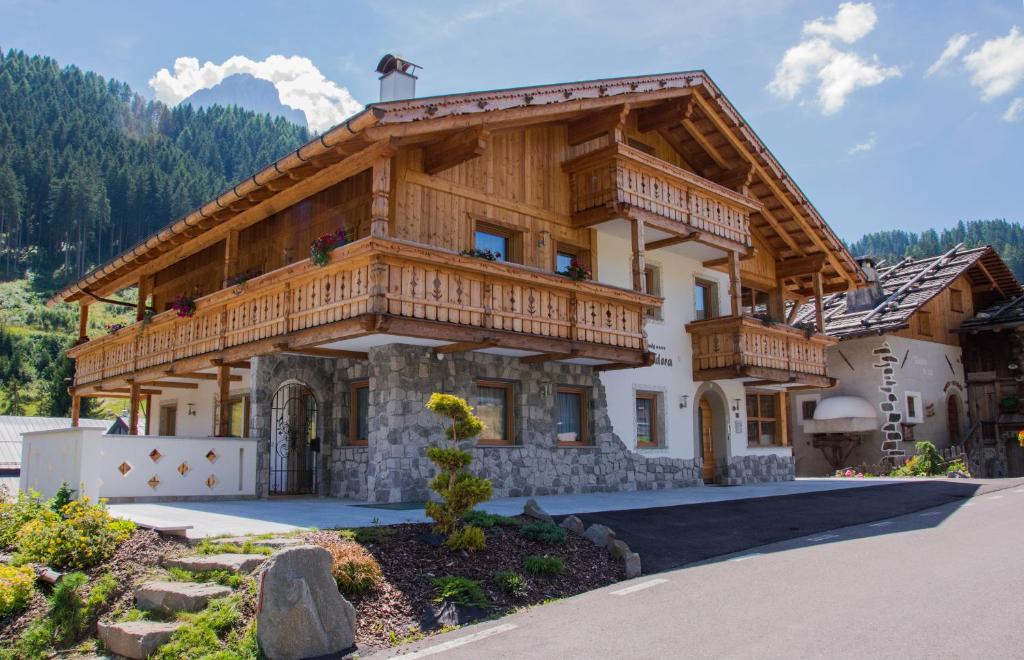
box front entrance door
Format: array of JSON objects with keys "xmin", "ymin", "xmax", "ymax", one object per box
[
  {"xmin": 699, "ymin": 397, "xmax": 715, "ymax": 482},
  {"xmin": 947, "ymin": 395, "xmax": 961, "ymax": 444},
  {"xmin": 269, "ymin": 383, "xmax": 320, "ymax": 495}
]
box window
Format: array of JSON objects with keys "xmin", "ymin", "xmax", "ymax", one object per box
[
  {"xmin": 473, "ymin": 221, "xmax": 521, "ymax": 263},
  {"xmin": 917, "ymin": 311, "xmax": 933, "ymax": 336},
  {"xmin": 158, "ymin": 404, "xmax": 177, "ymax": 436},
  {"xmin": 905, "ymin": 391, "xmax": 924, "ymax": 424},
  {"xmin": 227, "ymin": 394, "xmax": 250, "ymax": 437},
  {"xmin": 635, "ymin": 391, "xmax": 660, "ymax": 447},
  {"xmin": 555, "ymin": 243, "xmax": 590, "ymax": 276},
  {"xmin": 645, "ymin": 264, "xmax": 663, "ymax": 320},
  {"xmin": 796, "ymin": 394, "xmax": 820, "ymax": 423},
  {"xmin": 746, "ymin": 392, "xmax": 781, "ymax": 446},
  {"xmin": 742, "ymin": 287, "xmax": 770, "ymax": 317},
  {"xmin": 694, "ymin": 278, "xmax": 719, "ymax": 321},
  {"xmin": 950, "ymin": 288, "xmax": 964, "ymax": 313},
  {"xmin": 349, "ymin": 380, "xmax": 369, "ymax": 445},
  {"xmin": 477, "ymin": 380, "xmax": 515, "ymax": 445},
  {"xmin": 556, "ymin": 386, "xmax": 590, "ymax": 444}
]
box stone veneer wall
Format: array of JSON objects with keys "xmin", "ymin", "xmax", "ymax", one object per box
[{"xmin": 720, "ymin": 454, "xmax": 795, "ymax": 485}]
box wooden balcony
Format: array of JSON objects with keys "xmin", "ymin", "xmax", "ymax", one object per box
[
  {"xmin": 563, "ymin": 142, "xmax": 757, "ymax": 252},
  {"xmin": 69, "ymin": 237, "xmax": 661, "ymax": 387},
  {"xmin": 685, "ymin": 315, "xmax": 837, "ymax": 388}
]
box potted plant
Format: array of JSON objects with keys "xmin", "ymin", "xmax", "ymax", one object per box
[
  {"xmin": 1017, "ymin": 429, "xmax": 1024, "ymax": 448},
  {"xmin": 459, "ymin": 248, "xmax": 500, "ymax": 261},
  {"xmin": 170, "ymin": 295, "xmax": 196, "ymax": 318},
  {"xmin": 560, "ymin": 258, "xmax": 591, "ymax": 282},
  {"xmin": 309, "ymin": 228, "xmax": 348, "ymax": 267},
  {"xmin": 225, "ymin": 268, "xmax": 262, "ymax": 288},
  {"xmin": 998, "ymin": 395, "xmax": 1019, "ymax": 414}
]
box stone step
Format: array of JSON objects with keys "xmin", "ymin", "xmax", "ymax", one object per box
[
  {"xmin": 98, "ymin": 620, "xmax": 183, "ymax": 659},
  {"xmin": 135, "ymin": 580, "xmax": 233, "ymax": 615},
  {"xmin": 212, "ymin": 536, "xmax": 304, "ymax": 549},
  {"xmin": 163, "ymin": 553, "xmax": 268, "ymax": 574}
]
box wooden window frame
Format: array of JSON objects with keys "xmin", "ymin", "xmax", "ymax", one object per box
[
  {"xmin": 555, "ymin": 385, "xmax": 591, "ymax": 446},
  {"xmin": 476, "ymin": 380, "xmax": 516, "ymax": 446},
  {"xmin": 694, "ymin": 277, "xmax": 720, "ymax": 321},
  {"xmin": 746, "ymin": 391, "xmax": 784, "ymax": 447},
  {"xmin": 158, "ymin": 403, "xmax": 177, "ymax": 436},
  {"xmin": 226, "ymin": 393, "xmax": 251, "ymax": 438},
  {"xmin": 472, "ymin": 218, "xmax": 523, "ymax": 264},
  {"xmin": 917, "ymin": 310, "xmax": 933, "ymax": 337},
  {"xmin": 554, "ymin": 242, "xmax": 591, "ymax": 275},
  {"xmin": 635, "ymin": 391, "xmax": 660, "ymax": 448},
  {"xmin": 645, "ymin": 262, "xmax": 663, "ymax": 320},
  {"xmin": 348, "ymin": 379, "xmax": 370, "ymax": 446},
  {"xmin": 950, "ymin": 288, "xmax": 964, "ymax": 313}
]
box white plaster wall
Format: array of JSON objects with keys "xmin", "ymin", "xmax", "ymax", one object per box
[
  {"xmin": 790, "ymin": 334, "xmax": 968, "ymax": 476},
  {"xmin": 594, "ymin": 227, "xmax": 789, "ymax": 464},
  {"xmin": 147, "ymin": 371, "xmax": 252, "ymax": 437},
  {"xmin": 20, "ymin": 427, "xmax": 257, "ymax": 500}
]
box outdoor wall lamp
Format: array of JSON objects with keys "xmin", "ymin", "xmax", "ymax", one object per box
[
  {"xmin": 679, "ymin": 395, "xmax": 689, "ymax": 409},
  {"xmin": 187, "ymin": 403, "xmax": 197, "ymax": 416}
]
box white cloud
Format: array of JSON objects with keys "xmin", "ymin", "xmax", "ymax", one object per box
[
  {"xmin": 149, "ymin": 55, "xmax": 363, "ymax": 133},
  {"xmin": 1005, "ymin": 97, "xmax": 1024, "ymax": 122},
  {"xmin": 767, "ymin": 3, "xmax": 900, "ymax": 115},
  {"xmin": 803, "ymin": 2, "xmax": 877, "ymax": 44},
  {"xmin": 848, "ymin": 133, "xmax": 877, "ymax": 154},
  {"xmin": 962, "ymin": 26, "xmax": 1024, "ymax": 101},
  {"xmin": 925, "ymin": 33, "xmax": 973, "ymax": 77}
]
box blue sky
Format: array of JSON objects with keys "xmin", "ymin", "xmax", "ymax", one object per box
[{"xmin": 1, "ymin": 0, "xmax": 1022, "ymax": 242}]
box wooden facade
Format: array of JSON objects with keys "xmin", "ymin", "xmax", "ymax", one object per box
[{"xmin": 55, "ymin": 71, "xmax": 865, "ymax": 430}]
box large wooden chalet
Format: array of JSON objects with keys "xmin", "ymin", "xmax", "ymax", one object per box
[{"xmin": 45, "ymin": 59, "xmax": 865, "ymax": 501}]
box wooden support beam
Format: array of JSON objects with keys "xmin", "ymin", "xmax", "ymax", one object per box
[
  {"xmin": 635, "ymin": 96, "xmax": 692, "ymax": 133},
  {"xmin": 370, "ymin": 156, "xmax": 392, "ymax": 237},
  {"xmin": 434, "ymin": 340, "xmax": 497, "ymax": 354},
  {"xmin": 728, "ymin": 250, "xmax": 743, "ymax": 317},
  {"xmin": 631, "ymin": 218, "xmax": 647, "ymax": 293},
  {"xmin": 128, "ymin": 381, "xmax": 141, "ymax": 435},
  {"xmin": 137, "ymin": 380, "xmax": 200, "ymax": 389},
  {"xmin": 718, "ymin": 162, "xmax": 755, "ymax": 195},
  {"xmin": 786, "ymin": 296, "xmax": 806, "ymax": 324},
  {"xmin": 216, "ymin": 364, "xmax": 231, "ymax": 437},
  {"xmin": 680, "ymin": 116, "xmax": 734, "ymax": 171},
  {"xmin": 812, "ymin": 271, "xmax": 826, "ymax": 333},
  {"xmin": 78, "ymin": 302, "xmax": 90, "ymax": 342},
  {"xmin": 71, "ymin": 394, "xmax": 81, "ymax": 427},
  {"xmin": 423, "ymin": 128, "xmax": 489, "ymax": 175},
  {"xmin": 567, "ymin": 104, "xmax": 629, "ymax": 145},
  {"xmin": 136, "ymin": 275, "xmax": 153, "ymax": 322},
  {"xmin": 170, "ymin": 371, "xmax": 242, "ymax": 381},
  {"xmin": 775, "ymin": 253, "xmax": 827, "ymax": 279},
  {"xmin": 227, "ymin": 361, "xmax": 251, "ymax": 369},
  {"xmin": 519, "ymin": 350, "xmax": 582, "ymax": 365},
  {"xmin": 100, "ymin": 387, "xmax": 163, "ymax": 396},
  {"xmin": 271, "ymin": 342, "xmax": 369, "ymax": 360},
  {"xmin": 647, "ymin": 234, "xmax": 697, "ymax": 251},
  {"xmin": 223, "ymin": 229, "xmax": 239, "ymax": 287}
]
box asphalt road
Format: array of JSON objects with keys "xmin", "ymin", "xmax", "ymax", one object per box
[{"xmin": 372, "ymin": 480, "xmax": 1024, "ymax": 659}]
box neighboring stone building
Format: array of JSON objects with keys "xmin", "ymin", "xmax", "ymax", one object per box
[
  {"xmin": 789, "ymin": 246, "xmax": 1020, "ymax": 476},
  {"xmin": 39, "ymin": 60, "xmax": 869, "ymax": 502}
]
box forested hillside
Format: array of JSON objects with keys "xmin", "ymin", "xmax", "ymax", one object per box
[
  {"xmin": 847, "ymin": 220, "xmax": 1024, "ymax": 280},
  {"xmin": 0, "ymin": 49, "xmax": 309, "ymax": 289}
]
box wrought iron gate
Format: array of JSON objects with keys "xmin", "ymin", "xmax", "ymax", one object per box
[{"xmin": 268, "ymin": 383, "xmax": 320, "ymax": 495}]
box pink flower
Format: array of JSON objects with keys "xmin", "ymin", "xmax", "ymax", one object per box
[{"xmin": 844, "ymin": 469, "xmax": 853, "ymax": 477}]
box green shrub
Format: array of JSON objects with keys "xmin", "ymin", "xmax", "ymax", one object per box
[
  {"xmin": 15, "ymin": 498, "xmax": 135, "ymax": 570},
  {"xmin": 424, "ymin": 393, "xmax": 493, "ymax": 544},
  {"xmin": 445, "ymin": 525, "xmax": 486, "ymax": 551},
  {"xmin": 194, "ymin": 539, "xmax": 272, "ymax": 556},
  {"xmin": 523, "ymin": 555, "xmax": 565, "ymax": 578},
  {"xmin": 152, "ymin": 595, "xmax": 241, "ymax": 659},
  {"xmin": 50, "ymin": 571, "xmax": 87, "ymax": 644},
  {"xmin": 49, "ymin": 483, "xmax": 75, "ymax": 515},
  {"xmin": 328, "ymin": 542, "xmax": 383, "ymax": 599},
  {"xmin": 519, "ymin": 521, "xmax": 567, "ymax": 545},
  {"xmin": 0, "ymin": 564, "xmax": 35, "ymax": 617},
  {"xmin": 431, "ymin": 576, "xmax": 489, "ymax": 607},
  {"xmin": 2, "ymin": 619, "xmax": 51, "ymax": 659},
  {"xmin": 463, "ymin": 510, "xmax": 521, "ymax": 528},
  {"xmin": 889, "ymin": 441, "xmax": 945, "ymax": 477},
  {"xmin": 168, "ymin": 566, "xmax": 242, "ymax": 589},
  {"xmin": 0, "ymin": 490, "xmax": 48, "ymax": 548},
  {"xmin": 84, "ymin": 572, "xmax": 119, "ymax": 618},
  {"xmin": 492, "ymin": 570, "xmax": 526, "ymax": 597},
  {"xmin": 946, "ymin": 459, "xmax": 971, "ymax": 476},
  {"xmin": 339, "ymin": 526, "xmax": 396, "ymax": 544}
]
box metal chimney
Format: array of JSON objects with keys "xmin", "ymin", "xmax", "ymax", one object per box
[
  {"xmin": 376, "ymin": 54, "xmax": 420, "ymax": 102},
  {"xmin": 846, "ymin": 255, "xmax": 885, "ymax": 312}
]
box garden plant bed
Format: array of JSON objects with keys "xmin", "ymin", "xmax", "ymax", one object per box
[{"xmin": 309, "ymin": 515, "xmax": 624, "ymax": 650}]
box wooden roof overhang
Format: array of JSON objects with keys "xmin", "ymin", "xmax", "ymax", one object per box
[{"xmin": 53, "ymin": 70, "xmax": 861, "ymax": 305}]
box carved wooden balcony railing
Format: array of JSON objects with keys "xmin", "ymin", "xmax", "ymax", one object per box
[
  {"xmin": 685, "ymin": 315, "xmax": 837, "ymax": 387},
  {"xmin": 69, "ymin": 237, "xmax": 661, "ymax": 386},
  {"xmin": 563, "ymin": 142, "xmax": 757, "ymax": 250}
]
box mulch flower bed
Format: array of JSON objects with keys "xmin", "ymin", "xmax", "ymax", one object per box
[{"xmin": 309, "ymin": 517, "xmax": 623, "ymax": 649}]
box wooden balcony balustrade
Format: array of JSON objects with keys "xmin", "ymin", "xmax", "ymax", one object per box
[
  {"xmin": 563, "ymin": 142, "xmax": 757, "ymax": 250},
  {"xmin": 685, "ymin": 315, "xmax": 837, "ymax": 388},
  {"xmin": 69, "ymin": 237, "xmax": 661, "ymax": 387}
]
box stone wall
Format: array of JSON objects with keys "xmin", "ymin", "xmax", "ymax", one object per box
[{"xmin": 720, "ymin": 454, "xmax": 795, "ymax": 485}]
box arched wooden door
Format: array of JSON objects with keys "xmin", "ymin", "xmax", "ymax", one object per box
[
  {"xmin": 698, "ymin": 397, "xmax": 715, "ymax": 482},
  {"xmin": 947, "ymin": 395, "xmax": 961, "ymax": 445}
]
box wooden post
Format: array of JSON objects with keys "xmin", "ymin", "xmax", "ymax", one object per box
[
  {"xmin": 223, "ymin": 229, "xmax": 239, "ymax": 288},
  {"xmin": 631, "ymin": 218, "xmax": 647, "ymax": 293},
  {"xmin": 71, "ymin": 393, "xmax": 81, "ymax": 428},
  {"xmin": 144, "ymin": 394, "xmax": 152, "ymax": 435},
  {"xmin": 78, "ymin": 302, "xmax": 90, "ymax": 342},
  {"xmin": 769, "ymin": 280, "xmax": 786, "ymax": 323},
  {"xmin": 216, "ymin": 363, "xmax": 231, "ymax": 437},
  {"xmin": 728, "ymin": 251, "xmax": 743, "ymax": 317},
  {"xmin": 812, "ymin": 271, "xmax": 825, "ymax": 333},
  {"xmin": 136, "ymin": 276, "xmax": 152, "ymax": 323},
  {"xmin": 538, "ymin": 230, "xmax": 554, "ymax": 272},
  {"xmin": 369, "ymin": 157, "xmax": 392, "ymax": 238},
  {"xmin": 128, "ymin": 380, "xmax": 141, "ymax": 435}
]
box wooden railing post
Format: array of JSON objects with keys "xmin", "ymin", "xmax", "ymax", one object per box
[
  {"xmin": 728, "ymin": 251, "xmax": 742, "ymax": 317},
  {"xmin": 370, "ymin": 158, "xmax": 392, "ymax": 238},
  {"xmin": 812, "ymin": 271, "xmax": 825, "ymax": 333},
  {"xmin": 223, "ymin": 229, "xmax": 239, "ymax": 288},
  {"xmin": 71, "ymin": 393, "xmax": 81, "ymax": 427},
  {"xmin": 631, "ymin": 218, "xmax": 647, "ymax": 293},
  {"xmin": 128, "ymin": 379, "xmax": 141, "ymax": 435},
  {"xmin": 368, "ymin": 256, "xmax": 388, "ymax": 314},
  {"xmin": 216, "ymin": 362, "xmax": 231, "ymax": 437},
  {"xmin": 78, "ymin": 301, "xmax": 90, "ymax": 343}
]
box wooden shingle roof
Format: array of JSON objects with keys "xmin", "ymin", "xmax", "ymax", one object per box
[
  {"xmin": 961, "ymin": 293, "xmax": 1024, "ymax": 331},
  {"xmin": 792, "ymin": 245, "xmax": 1020, "ymax": 340}
]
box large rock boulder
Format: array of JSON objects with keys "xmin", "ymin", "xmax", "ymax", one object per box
[
  {"xmin": 584, "ymin": 523, "xmax": 616, "ymax": 548},
  {"xmin": 558, "ymin": 515, "xmax": 585, "ymax": 536},
  {"xmin": 256, "ymin": 545, "xmax": 357, "ymax": 660},
  {"xmin": 523, "ymin": 498, "xmax": 555, "ymax": 524}
]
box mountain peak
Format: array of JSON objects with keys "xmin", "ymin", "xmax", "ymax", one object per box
[{"xmin": 182, "ymin": 74, "xmax": 307, "ymax": 128}]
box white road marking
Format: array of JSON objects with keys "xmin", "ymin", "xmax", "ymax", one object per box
[
  {"xmin": 397, "ymin": 624, "xmax": 517, "ymax": 658},
  {"xmin": 962, "ymin": 502, "xmax": 974, "ymax": 507},
  {"xmin": 919, "ymin": 511, "xmax": 942, "ymax": 517},
  {"xmin": 807, "ymin": 534, "xmax": 839, "ymax": 542},
  {"xmin": 988, "ymin": 495, "xmax": 1004, "ymax": 500},
  {"xmin": 611, "ymin": 579, "xmax": 668, "ymax": 595},
  {"xmin": 728, "ymin": 553, "xmax": 763, "ymax": 562},
  {"xmin": 868, "ymin": 521, "xmax": 893, "ymax": 527}
]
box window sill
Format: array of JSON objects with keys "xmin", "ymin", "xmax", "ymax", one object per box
[
  {"xmin": 346, "ymin": 442, "xmax": 368, "ymax": 448},
  {"xmin": 637, "ymin": 442, "xmax": 663, "ymax": 450},
  {"xmin": 476, "ymin": 440, "xmax": 516, "ymax": 448},
  {"xmin": 557, "ymin": 440, "xmax": 595, "ymax": 448},
  {"xmin": 746, "ymin": 444, "xmax": 788, "ymax": 450}
]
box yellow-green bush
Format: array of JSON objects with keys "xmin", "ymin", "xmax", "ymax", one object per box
[
  {"xmin": 0, "ymin": 564, "xmax": 35, "ymax": 617},
  {"xmin": 0, "ymin": 490, "xmax": 48, "ymax": 548},
  {"xmin": 445, "ymin": 525, "xmax": 486, "ymax": 551},
  {"xmin": 16, "ymin": 498, "xmax": 135, "ymax": 570}
]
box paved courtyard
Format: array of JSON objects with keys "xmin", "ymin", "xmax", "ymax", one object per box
[{"xmin": 109, "ymin": 478, "xmax": 902, "ymax": 538}]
